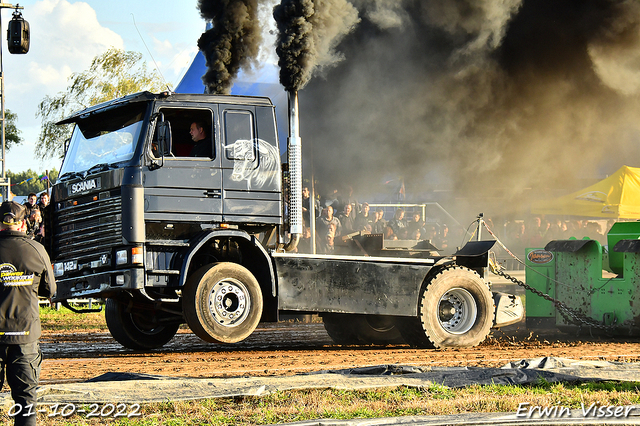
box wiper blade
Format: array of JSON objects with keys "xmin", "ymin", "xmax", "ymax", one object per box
[
  {"xmin": 59, "ymin": 162, "xmax": 118, "ymax": 181},
  {"xmin": 58, "ymin": 171, "xmax": 83, "ymax": 182},
  {"xmin": 85, "ymin": 162, "xmax": 117, "ymax": 176}
]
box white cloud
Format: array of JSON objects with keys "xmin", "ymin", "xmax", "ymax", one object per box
[
  {"xmin": 152, "ymin": 37, "xmax": 173, "ymax": 56},
  {"xmin": 26, "ymin": 62, "xmax": 72, "ymax": 87},
  {"xmin": 22, "ymin": 0, "xmax": 123, "ymax": 89},
  {"xmin": 148, "ymin": 36, "xmax": 197, "ymax": 84}
]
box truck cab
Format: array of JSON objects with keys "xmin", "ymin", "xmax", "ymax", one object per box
[{"xmin": 50, "ymin": 92, "xmax": 284, "ymax": 349}]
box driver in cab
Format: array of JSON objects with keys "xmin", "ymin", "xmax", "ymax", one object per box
[{"xmin": 189, "ymin": 122, "xmax": 212, "ymax": 158}]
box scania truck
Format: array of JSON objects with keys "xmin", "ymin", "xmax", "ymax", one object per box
[{"xmin": 47, "ymin": 90, "xmax": 523, "ymax": 350}]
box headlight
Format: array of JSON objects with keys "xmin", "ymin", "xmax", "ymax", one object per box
[
  {"xmin": 54, "ymin": 262, "xmax": 64, "ymax": 277},
  {"xmin": 116, "ymin": 250, "xmax": 128, "ymax": 265}
]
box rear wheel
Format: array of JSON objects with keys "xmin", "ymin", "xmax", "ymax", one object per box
[
  {"xmin": 105, "ymin": 298, "xmax": 180, "ymax": 350},
  {"xmin": 399, "ymin": 267, "xmax": 494, "ymax": 348},
  {"xmin": 323, "ymin": 314, "xmax": 404, "ymax": 345},
  {"xmin": 323, "ymin": 313, "xmax": 359, "ymax": 345},
  {"xmin": 351, "ymin": 315, "xmax": 404, "ymax": 344},
  {"xmin": 183, "ymin": 262, "xmax": 263, "ymax": 343}
]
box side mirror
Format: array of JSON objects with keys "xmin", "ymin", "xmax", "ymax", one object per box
[
  {"xmin": 157, "ymin": 120, "xmax": 172, "ymax": 156},
  {"xmin": 149, "ymin": 114, "xmax": 172, "ymax": 171}
]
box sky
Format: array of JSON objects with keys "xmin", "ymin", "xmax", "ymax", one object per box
[{"xmin": 2, "ymin": 0, "xmax": 208, "ymax": 175}]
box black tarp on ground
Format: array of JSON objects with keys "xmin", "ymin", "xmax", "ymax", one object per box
[
  {"xmin": 3, "ymin": 358, "xmax": 640, "ymax": 425},
  {"xmin": 0, "ymin": 357, "xmax": 638, "ymax": 406}
]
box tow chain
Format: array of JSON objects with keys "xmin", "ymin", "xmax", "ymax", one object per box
[
  {"xmin": 478, "ymin": 217, "xmax": 617, "ymax": 333},
  {"xmin": 491, "ymin": 266, "xmax": 617, "ymax": 333}
]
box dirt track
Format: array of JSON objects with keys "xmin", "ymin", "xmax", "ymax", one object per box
[{"xmin": 38, "ymin": 322, "xmax": 640, "ymax": 386}]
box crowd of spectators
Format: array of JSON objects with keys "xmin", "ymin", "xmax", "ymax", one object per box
[
  {"xmin": 298, "ymin": 183, "xmax": 615, "ymax": 257},
  {"xmin": 299, "ymin": 185, "xmax": 453, "ymax": 254},
  {"xmin": 22, "ymin": 191, "xmax": 49, "ymax": 243},
  {"xmin": 496, "ymin": 216, "xmax": 611, "ymax": 258}
]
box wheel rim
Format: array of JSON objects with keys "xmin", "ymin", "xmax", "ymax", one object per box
[
  {"xmin": 437, "ymin": 288, "xmax": 477, "ymax": 334},
  {"xmin": 208, "ymin": 278, "xmax": 251, "ymax": 327}
]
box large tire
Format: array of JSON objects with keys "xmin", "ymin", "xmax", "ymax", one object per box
[
  {"xmin": 183, "ymin": 262, "xmax": 263, "ymax": 344},
  {"xmin": 351, "ymin": 315, "xmax": 405, "ymax": 345},
  {"xmin": 105, "ymin": 298, "xmax": 180, "ymax": 350},
  {"xmin": 322, "ymin": 313, "xmax": 359, "ymax": 345},
  {"xmin": 323, "ymin": 314, "xmax": 404, "ymax": 345},
  {"xmin": 399, "ymin": 267, "xmax": 494, "ymax": 349}
]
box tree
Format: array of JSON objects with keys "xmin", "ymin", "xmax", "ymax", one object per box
[
  {"xmin": 7, "ymin": 169, "xmax": 59, "ymax": 197},
  {"xmin": 4, "ymin": 109, "xmax": 22, "ymax": 151},
  {"xmin": 35, "ymin": 48, "xmax": 169, "ymax": 160}
]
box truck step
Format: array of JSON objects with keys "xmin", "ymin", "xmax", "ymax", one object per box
[
  {"xmin": 146, "ymin": 269, "xmax": 181, "ymax": 275},
  {"xmin": 146, "ymin": 240, "xmax": 190, "ymax": 247}
]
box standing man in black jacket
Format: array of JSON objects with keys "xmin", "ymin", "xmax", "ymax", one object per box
[{"xmin": 0, "ymin": 201, "xmax": 56, "ymax": 426}]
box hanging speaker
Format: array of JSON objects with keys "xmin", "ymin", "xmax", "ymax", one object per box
[{"xmin": 7, "ymin": 11, "xmax": 30, "ymax": 54}]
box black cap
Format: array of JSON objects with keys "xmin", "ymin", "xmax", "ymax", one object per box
[{"xmin": 1, "ymin": 201, "xmax": 27, "ymax": 223}]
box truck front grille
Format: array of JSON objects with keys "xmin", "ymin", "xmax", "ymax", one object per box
[{"xmin": 53, "ymin": 191, "xmax": 123, "ymax": 261}]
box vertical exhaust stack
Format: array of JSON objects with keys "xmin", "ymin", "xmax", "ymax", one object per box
[
  {"xmin": 273, "ymin": 0, "xmax": 357, "ymax": 251},
  {"xmin": 284, "ymin": 90, "xmax": 302, "ymax": 251}
]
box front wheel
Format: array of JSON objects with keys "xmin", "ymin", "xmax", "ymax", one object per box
[
  {"xmin": 183, "ymin": 262, "xmax": 263, "ymax": 344},
  {"xmin": 399, "ymin": 267, "xmax": 494, "ymax": 349},
  {"xmin": 105, "ymin": 298, "xmax": 180, "ymax": 350}
]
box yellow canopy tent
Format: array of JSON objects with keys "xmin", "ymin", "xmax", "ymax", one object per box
[{"xmin": 531, "ymin": 165, "xmax": 640, "ymax": 219}]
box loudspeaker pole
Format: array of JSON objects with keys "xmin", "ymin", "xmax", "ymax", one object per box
[{"xmin": 0, "ymin": 3, "xmax": 26, "ymax": 201}]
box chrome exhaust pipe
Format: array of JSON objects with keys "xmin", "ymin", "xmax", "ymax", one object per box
[{"xmin": 284, "ymin": 90, "xmax": 302, "ymax": 252}]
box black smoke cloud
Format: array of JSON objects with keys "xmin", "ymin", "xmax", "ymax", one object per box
[
  {"xmin": 274, "ymin": 0, "xmax": 359, "ymax": 91},
  {"xmin": 297, "ymin": 0, "xmax": 640, "ymax": 220},
  {"xmin": 197, "ymin": 0, "xmax": 263, "ymax": 94}
]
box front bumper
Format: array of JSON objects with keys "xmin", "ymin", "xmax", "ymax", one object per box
[{"xmin": 52, "ymin": 268, "xmax": 145, "ymax": 302}]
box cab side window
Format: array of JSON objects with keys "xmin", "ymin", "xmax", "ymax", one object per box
[
  {"xmin": 225, "ymin": 110, "xmax": 255, "ymax": 161},
  {"xmin": 151, "ymin": 108, "xmax": 215, "ymax": 159}
]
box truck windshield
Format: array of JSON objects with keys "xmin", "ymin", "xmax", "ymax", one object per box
[{"xmin": 60, "ymin": 104, "xmax": 147, "ymax": 177}]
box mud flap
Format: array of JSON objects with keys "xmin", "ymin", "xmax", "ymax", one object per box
[
  {"xmin": 454, "ymin": 240, "xmax": 496, "ymax": 272},
  {"xmin": 492, "ymin": 292, "xmax": 524, "ymax": 327}
]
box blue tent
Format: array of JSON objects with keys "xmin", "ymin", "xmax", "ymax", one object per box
[
  {"xmin": 174, "ymin": 51, "xmax": 208, "ymax": 94},
  {"xmin": 174, "ymin": 51, "xmax": 288, "ymax": 148}
]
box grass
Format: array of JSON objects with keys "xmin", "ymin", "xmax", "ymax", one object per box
[
  {"xmin": 1, "ymin": 381, "xmax": 638, "ymax": 425},
  {"xmin": 38, "ymin": 306, "xmax": 322, "ymax": 332},
  {"xmin": 39, "ymin": 305, "xmax": 108, "ymax": 331}
]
